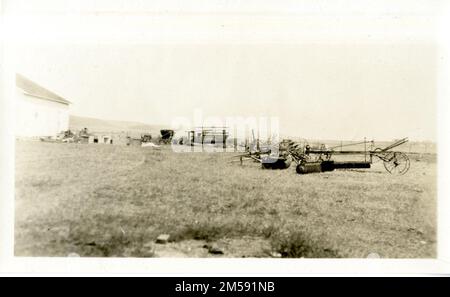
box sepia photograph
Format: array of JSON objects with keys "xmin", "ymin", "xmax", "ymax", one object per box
[{"xmin": 1, "ymin": 0, "xmax": 450, "ymax": 277}]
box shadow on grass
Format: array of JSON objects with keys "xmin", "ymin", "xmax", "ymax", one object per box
[
  {"xmin": 170, "ymin": 222, "xmax": 340, "ymax": 258},
  {"xmin": 170, "ymin": 223, "xmax": 227, "ymax": 242},
  {"xmin": 270, "ymin": 230, "xmax": 341, "ymax": 258}
]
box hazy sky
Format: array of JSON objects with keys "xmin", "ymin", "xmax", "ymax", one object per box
[{"xmin": 3, "ymin": 0, "xmax": 442, "ymax": 141}]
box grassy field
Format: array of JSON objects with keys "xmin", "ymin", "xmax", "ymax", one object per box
[{"xmin": 15, "ymin": 140, "xmax": 436, "ymax": 258}]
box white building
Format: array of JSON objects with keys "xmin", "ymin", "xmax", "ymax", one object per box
[{"xmin": 15, "ymin": 74, "xmax": 71, "ymax": 137}]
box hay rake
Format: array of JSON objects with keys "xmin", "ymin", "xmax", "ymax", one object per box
[{"xmin": 236, "ymin": 137, "xmax": 410, "ymax": 175}]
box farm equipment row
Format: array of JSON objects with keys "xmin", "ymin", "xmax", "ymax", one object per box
[
  {"xmin": 41, "ymin": 128, "xmax": 175, "ymax": 146},
  {"xmin": 236, "ymin": 137, "xmax": 410, "ymax": 175}
]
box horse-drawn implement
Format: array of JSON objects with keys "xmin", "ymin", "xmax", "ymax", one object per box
[{"xmin": 236, "ymin": 137, "xmax": 410, "ymax": 175}]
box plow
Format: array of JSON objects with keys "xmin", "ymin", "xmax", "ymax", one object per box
[{"xmin": 236, "ymin": 137, "xmax": 410, "ymax": 175}]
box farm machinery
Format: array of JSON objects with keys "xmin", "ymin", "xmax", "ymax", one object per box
[{"xmin": 236, "ymin": 137, "xmax": 410, "ymax": 175}]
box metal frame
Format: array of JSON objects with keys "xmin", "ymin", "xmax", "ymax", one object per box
[{"xmin": 236, "ymin": 137, "xmax": 411, "ymax": 175}]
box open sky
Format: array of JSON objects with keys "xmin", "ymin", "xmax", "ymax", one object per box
[{"xmin": 3, "ymin": 0, "xmax": 443, "ymax": 141}]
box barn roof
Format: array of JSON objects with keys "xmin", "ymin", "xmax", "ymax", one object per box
[{"xmin": 16, "ymin": 74, "xmax": 71, "ymax": 105}]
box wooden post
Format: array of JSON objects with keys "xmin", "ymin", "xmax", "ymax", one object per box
[
  {"xmin": 201, "ymin": 129, "xmax": 205, "ymax": 150},
  {"xmin": 223, "ymin": 129, "xmax": 226, "ymax": 149},
  {"xmin": 364, "ymin": 137, "xmax": 367, "ymax": 162},
  {"xmin": 257, "ymin": 129, "xmax": 260, "ymax": 151}
]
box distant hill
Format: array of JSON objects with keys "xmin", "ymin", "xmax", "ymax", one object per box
[
  {"xmin": 69, "ymin": 115, "xmax": 167, "ymax": 135},
  {"xmin": 69, "ymin": 115, "xmax": 435, "ymax": 153}
]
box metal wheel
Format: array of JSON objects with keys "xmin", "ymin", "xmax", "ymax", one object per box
[
  {"xmin": 261, "ymin": 156, "xmax": 292, "ymax": 169},
  {"xmin": 383, "ymin": 152, "xmax": 410, "ymax": 175}
]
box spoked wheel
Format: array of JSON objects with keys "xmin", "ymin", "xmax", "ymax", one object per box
[{"xmin": 383, "ymin": 152, "xmax": 410, "ymax": 175}]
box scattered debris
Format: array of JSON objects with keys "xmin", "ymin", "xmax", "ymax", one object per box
[
  {"xmin": 141, "ymin": 242, "xmax": 156, "ymax": 257},
  {"xmin": 407, "ymin": 228, "xmax": 424, "ymax": 236},
  {"xmin": 141, "ymin": 134, "xmax": 152, "ymax": 143},
  {"xmin": 203, "ymin": 243, "xmax": 225, "ymax": 255},
  {"xmin": 142, "ymin": 142, "xmax": 160, "ymax": 148},
  {"xmin": 68, "ymin": 252, "xmax": 80, "ymax": 257},
  {"xmin": 270, "ymin": 251, "xmax": 282, "ymax": 258},
  {"xmin": 156, "ymin": 234, "xmax": 170, "ymax": 244},
  {"xmin": 36, "ymin": 126, "xmax": 178, "ymax": 147}
]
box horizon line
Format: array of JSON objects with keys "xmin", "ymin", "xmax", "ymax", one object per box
[{"xmin": 69, "ymin": 113, "xmax": 437, "ymax": 143}]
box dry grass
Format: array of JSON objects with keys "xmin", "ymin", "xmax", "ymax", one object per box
[{"xmin": 15, "ymin": 141, "xmax": 436, "ymax": 258}]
